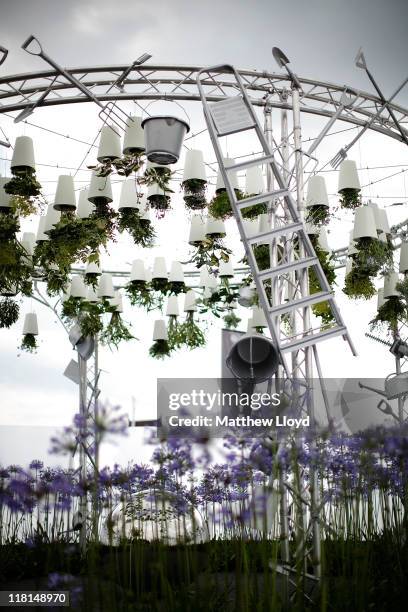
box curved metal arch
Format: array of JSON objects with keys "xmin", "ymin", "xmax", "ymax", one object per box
[{"xmin": 0, "ymin": 64, "xmax": 408, "ymax": 143}]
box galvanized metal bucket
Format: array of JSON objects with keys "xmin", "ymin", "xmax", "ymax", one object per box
[
  {"xmin": 384, "ymin": 372, "xmax": 408, "ymax": 399},
  {"xmin": 141, "ymin": 115, "xmax": 190, "ymax": 165}
]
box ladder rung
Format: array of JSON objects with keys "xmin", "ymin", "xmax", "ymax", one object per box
[
  {"xmin": 268, "ymin": 291, "xmax": 332, "ymax": 316},
  {"xmin": 280, "ymin": 326, "xmax": 348, "ymax": 353},
  {"xmin": 236, "ymin": 189, "xmax": 289, "ymax": 210},
  {"xmin": 226, "ymin": 154, "xmax": 275, "ymax": 173},
  {"xmin": 247, "ymin": 222, "xmax": 304, "ymax": 245},
  {"xmin": 258, "ymin": 257, "xmax": 319, "ymax": 280}
]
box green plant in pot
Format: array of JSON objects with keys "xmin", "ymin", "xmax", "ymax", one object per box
[
  {"xmin": 100, "ymin": 311, "xmax": 134, "ymax": 349},
  {"xmin": 89, "ymin": 152, "xmax": 145, "ymax": 178},
  {"xmin": 353, "ymin": 237, "xmax": 393, "ymax": 276},
  {"xmin": 0, "ymin": 297, "xmax": 19, "ymax": 329},
  {"xmin": 126, "ymin": 280, "xmax": 162, "ymax": 311},
  {"xmin": 191, "ymin": 237, "xmax": 231, "ymax": 273},
  {"xmin": 118, "ymin": 208, "xmax": 155, "ymax": 247},
  {"xmin": 240, "ymin": 193, "xmax": 267, "ymax": 220},
  {"xmin": 305, "ymin": 205, "xmax": 330, "ymax": 227},
  {"xmin": 371, "ymin": 296, "xmax": 406, "ymax": 330},
  {"xmin": 177, "ymin": 312, "xmax": 206, "ymax": 349},
  {"xmin": 182, "ymin": 178, "xmax": 207, "ymax": 210},
  {"xmin": 20, "ymin": 333, "xmax": 37, "ymax": 353},
  {"xmin": 0, "ymin": 215, "xmax": 33, "ymax": 298},
  {"xmin": 208, "ymin": 189, "xmax": 245, "ymax": 220},
  {"xmin": 308, "ymin": 239, "xmax": 337, "ymax": 324},
  {"xmin": 339, "ymin": 188, "xmax": 361, "ymax": 210},
  {"xmin": 223, "ymin": 310, "xmax": 241, "ymax": 329},
  {"xmin": 149, "ymin": 338, "xmax": 171, "ymax": 358},
  {"xmin": 343, "ymin": 267, "xmax": 376, "ymax": 300},
  {"xmin": 4, "ymin": 169, "xmax": 42, "ymax": 217}
]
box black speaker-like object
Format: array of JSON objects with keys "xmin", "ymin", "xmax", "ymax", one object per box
[{"xmin": 226, "ymin": 333, "xmax": 280, "ymax": 383}]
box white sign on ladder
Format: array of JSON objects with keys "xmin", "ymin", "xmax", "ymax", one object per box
[{"xmin": 208, "ymin": 96, "xmax": 255, "ymax": 136}]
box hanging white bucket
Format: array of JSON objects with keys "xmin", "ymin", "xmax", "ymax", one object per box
[
  {"xmin": 205, "ymin": 216, "xmax": 226, "ymax": 238},
  {"xmin": 85, "ymin": 261, "xmax": 101, "ymax": 276},
  {"xmin": 44, "ymin": 204, "xmax": 61, "ymax": 234},
  {"xmin": 367, "ymin": 201, "xmax": 390, "ymax": 234},
  {"xmin": 141, "ymin": 116, "xmax": 190, "ymax": 165},
  {"xmin": 153, "ymin": 319, "xmax": 168, "ymax": 341},
  {"xmin": 318, "ymin": 228, "xmax": 331, "ymax": 252},
  {"xmin": 188, "ymin": 215, "xmax": 206, "ymax": 245},
  {"xmin": 305, "ymin": 222, "xmax": 319, "ymax": 236},
  {"xmin": 0, "ymin": 177, "xmax": 11, "ymax": 211},
  {"xmin": 399, "ymin": 242, "xmax": 408, "ymax": 273},
  {"xmin": 338, "ymin": 160, "xmax": 361, "ymax": 193},
  {"xmin": 238, "ymin": 285, "xmax": 256, "ymax": 307},
  {"xmin": 118, "ymin": 179, "xmax": 139, "ymax": 211},
  {"xmin": 88, "ymin": 172, "xmax": 113, "ymax": 205},
  {"xmin": 169, "ymin": 261, "xmax": 184, "ymax": 283},
  {"xmin": 183, "ymin": 149, "xmax": 207, "ymax": 182},
  {"xmin": 97, "ymin": 125, "xmax": 122, "ymax": 162},
  {"xmin": 216, "ymin": 157, "xmax": 239, "ymax": 192},
  {"xmin": 77, "ymin": 189, "xmax": 94, "ymax": 218},
  {"xmin": 110, "ymin": 291, "xmax": 123, "ymax": 313},
  {"xmin": 147, "ymin": 182, "xmax": 167, "ymax": 201},
  {"xmin": 245, "ymin": 166, "xmax": 264, "ymax": 195},
  {"xmin": 184, "ymin": 289, "xmax": 197, "ymax": 312},
  {"xmin": 53, "ymin": 175, "xmax": 76, "ymax": 211},
  {"xmin": 247, "ymin": 318, "xmax": 256, "ymax": 333},
  {"xmin": 206, "ymin": 274, "xmax": 218, "ymax": 290},
  {"xmin": 242, "ymin": 218, "xmax": 259, "ymax": 239},
  {"xmin": 353, "ymin": 206, "xmax": 377, "ymax": 240},
  {"xmin": 383, "ymin": 272, "xmax": 400, "ymax": 298},
  {"xmin": 23, "ymin": 313, "xmax": 38, "ymax": 335},
  {"xmin": 251, "ymin": 305, "xmax": 267, "ymax": 328},
  {"xmin": 123, "ymin": 116, "xmax": 145, "ymax": 155},
  {"xmin": 199, "ymin": 268, "xmax": 210, "ymax": 287},
  {"xmin": 70, "ymin": 275, "xmax": 87, "ymax": 299},
  {"xmin": 258, "ymin": 213, "xmax": 271, "ymax": 235},
  {"xmin": 219, "ymin": 260, "xmax": 234, "ymax": 278},
  {"xmin": 152, "ymin": 257, "xmax": 168, "ymax": 280},
  {"xmin": 345, "ymin": 258, "xmax": 353, "ymax": 276},
  {"xmin": 166, "ymin": 295, "xmax": 180, "ymax": 317},
  {"xmin": 130, "ymin": 259, "xmax": 146, "ymax": 282},
  {"xmin": 97, "ymin": 273, "xmax": 115, "ymax": 299},
  {"xmin": 10, "ymin": 136, "xmax": 35, "ymax": 173},
  {"xmin": 87, "ymin": 287, "xmax": 99, "ymax": 303},
  {"xmin": 306, "ymin": 175, "xmax": 329, "ymax": 208},
  {"xmin": 347, "ymin": 231, "xmax": 357, "ymax": 255},
  {"xmin": 21, "ymin": 232, "xmax": 36, "ymax": 257},
  {"xmin": 36, "ymin": 216, "xmax": 49, "ymax": 242},
  {"xmin": 377, "ymin": 288, "xmax": 385, "ymax": 310}
]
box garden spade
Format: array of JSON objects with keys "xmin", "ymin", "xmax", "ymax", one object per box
[{"xmin": 21, "ymin": 35, "xmax": 131, "ymax": 131}]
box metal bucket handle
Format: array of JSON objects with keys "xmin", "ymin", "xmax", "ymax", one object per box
[{"xmin": 142, "ymin": 98, "xmax": 190, "ymax": 125}]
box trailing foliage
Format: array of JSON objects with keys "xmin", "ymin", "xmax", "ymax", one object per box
[
  {"xmin": 240, "ymin": 193, "xmax": 267, "ymax": 220},
  {"xmin": 4, "ymin": 169, "xmax": 42, "ymax": 217},
  {"xmin": 253, "ymin": 244, "xmax": 270, "ymax": 271},
  {"xmin": 0, "ymin": 213, "xmax": 33, "ymax": 297},
  {"xmin": 126, "ymin": 281, "xmax": 163, "ymax": 312},
  {"xmin": 198, "ymin": 284, "xmax": 238, "ymax": 318},
  {"xmin": 151, "ymin": 278, "xmax": 169, "ymax": 294},
  {"xmin": 0, "ymin": 297, "xmax": 19, "ymax": 328},
  {"xmin": 176, "ymin": 312, "xmax": 206, "ymax": 349},
  {"xmin": 182, "ymin": 179, "xmax": 207, "ymax": 210},
  {"xmin": 343, "ymin": 267, "xmax": 377, "ymax": 300},
  {"xmin": 305, "ymin": 204, "xmax": 330, "ymax": 226},
  {"xmin": 20, "ymin": 333, "xmax": 37, "ymax": 353},
  {"xmin": 147, "ymin": 194, "xmax": 171, "ymax": 218},
  {"xmin": 190, "ymin": 236, "xmax": 231, "ymax": 273},
  {"xmin": 149, "ymin": 339, "xmax": 171, "ymax": 359},
  {"xmin": 352, "ymin": 237, "xmax": 393, "ymax": 276},
  {"xmin": 142, "ymin": 166, "xmax": 173, "ymax": 192},
  {"xmin": 168, "ymin": 281, "xmax": 186, "ymax": 296},
  {"xmin": 339, "ymin": 187, "xmax": 361, "ymax": 210},
  {"xmin": 223, "ymin": 310, "xmax": 241, "ymax": 329},
  {"xmin": 208, "ymin": 189, "xmax": 242, "ymax": 220},
  {"xmin": 100, "ymin": 311, "xmax": 134, "ymax": 349},
  {"xmin": 371, "ymin": 296, "xmax": 406, "ymax": 330},
  {"xmin": 308, "ymin": 239, "xmax": 337, "ymax": 324},
  {"xmin": 117, "ymin": 208, "xmax": 155, "ymax": 247},
  {"xmin": 88, "ymin": 153, "xmax": 145, "ymax": 178}
]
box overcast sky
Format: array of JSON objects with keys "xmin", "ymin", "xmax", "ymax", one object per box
[{"xmin": 1, "ymin": 0, "xmax": 408, "ymax": 467}]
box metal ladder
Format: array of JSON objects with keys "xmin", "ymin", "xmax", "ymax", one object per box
[{"xmin": 197, "ymin": 65, "xmax": 356, "ymax": 374}]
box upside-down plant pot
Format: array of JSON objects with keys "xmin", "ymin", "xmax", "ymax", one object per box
[
  {"xmin": 245, "ymin": 166, "xmax": 264, "ymax": 196},
  {"xmin": 97, "ymin": 273, "xmax": 115, "ymax": 299},
  {"xmin": 216, "ymin": 157, "xmax": 239, "ymax": 192},
  {"xmin": 123, "ymin": 116, "xmax": 145, "ymax": 155},
  {"xmin": 166, "ymin": 295, "xmax": 180, "ymax": 317},
  {"xmin": 147, "ymin": 183, "xmax": 171, "ymax": 218},
  {"xmin": 70, "ymin": 275, "xmax": 87, "ymax": 299},
  {"xmin": 76, "ymin": 189, "xmax": 94, "ymax": 219},
  {"xmin": 205, "ymin": 216, "xmax": 226, "ymax": 239},
  {"xmin": 168, "ymin": 261, "xmax": 185, "ymax": 295},
  {"xmin": 383, "ymin": 272, "xmax": 400, "ymax": 299},
  {"xmin": 142, "ymin": 116, "xmax": 190, "ymax": 165},
  {"xmin": 53, "ymin": 175, "xmax": 77, "ymax": 212},
  {"xmin": 44, "ymin": 204, "xmax": 61, "ymax": 234},
  {"xmin": 118, "ymin": 179, "xmax": 139, "ymax": 211},
  {"xmin": 23, "ymin": 312, "xmax": 38, "ymax": 335},
  {"xmin": 88, "ymin": 172, "xmax": 113, "ymax": 206},
  {"xmin": 399, "ymin": 242, "xmax": 408, "ymax": 273},
  {"xmin": 353, "ymin": 207, "xmax": 377, "ymax": 240},
  {"xmin": 97, "ymin": 125, "xmax": 122, "ymax": 162},
  {"xmin": 182, "ymin": 149, "xmax": 207, "ymax": 210},
  {"xmin": 10, "ymin": 136, "xmax": 35, "ymax": 174},
  {"xmin": 338, "ymin": 160, "xmax": 361, "ymax": 210},
  {"xmin": 188, "ymin": 215, "xmax": 206, "ymax": 245}
]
